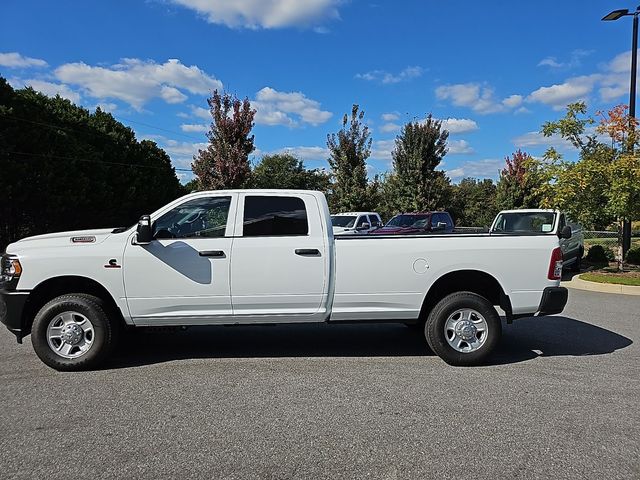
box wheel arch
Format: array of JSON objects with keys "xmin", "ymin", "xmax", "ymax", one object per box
[
  {"xmin": 419, "ymin": 269, "xmax": 512, "ymax": 323},
  {"xmin": 21, "ymin": 276, "xmax": 125, "ymax": 336}
]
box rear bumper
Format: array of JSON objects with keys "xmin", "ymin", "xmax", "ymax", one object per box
[
  {"xmin": 538, "ymin": 286, "xmax": 568, "ymax": 316},
  {"xmin": 0, "ymin": 289, "xmax": 30, "ymax": 342}
]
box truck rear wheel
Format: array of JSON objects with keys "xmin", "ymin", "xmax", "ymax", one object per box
[
  {"xmin": 31, "ymin": 294, "xmax": 117, "ymax": 371},
  {"xmin": 570, "ymin": 248, "xmax": 583, "ymax": 272},
  {"xmin": 425, "ymin": 292, "xmax": 501, "ymax": 366}
]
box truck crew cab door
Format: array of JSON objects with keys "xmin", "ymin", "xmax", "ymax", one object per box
[
  {"xmin": 230, "ymin": 193, "xmax": 328, "ymax": 321},
  {"xmin": 123, "ymin": 193, "xmax": 237, "ymax": 325}
]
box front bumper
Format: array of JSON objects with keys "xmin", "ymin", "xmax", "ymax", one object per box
[
  {"xmin": 0, "ymin": 289, "xmax": 30, "ymax": 342},
  {"xmin": 538, "ymin": 286, "xmax": 568, "ymax": 316}
]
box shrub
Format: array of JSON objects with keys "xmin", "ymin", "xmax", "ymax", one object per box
[
  {"xmin": 585, "ymin": 245, "xmax": 614, "ymax": 263},
  {"xmin": 626, "ymin": 247, "xmax": 640, "ymax": 265}
]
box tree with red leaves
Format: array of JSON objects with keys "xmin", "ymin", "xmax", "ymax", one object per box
[
  {"xmin": 192, "ymin": 90, "xmax": 256, "ymax": 189},
  {"xmin": 495, "ymin": 149, "xmax": 543, "ymax": 209}
]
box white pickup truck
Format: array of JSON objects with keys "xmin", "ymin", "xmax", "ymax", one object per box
[
  {"xmin": 0, "ymin": 189, "xmax": 569, "ymax": 370},
  {"xmin": 490, "ymin": 209, "xmax": 585, "ymax": 271}
]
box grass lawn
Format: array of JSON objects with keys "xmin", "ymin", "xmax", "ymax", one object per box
[{"xmin": 580, "ymin": 272, "xmax": 640, "ymax": 286}]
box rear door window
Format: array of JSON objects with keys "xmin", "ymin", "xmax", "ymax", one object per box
[{"xmin": 242, "ymin": 196, "xmax": 308, "ymax": 237}]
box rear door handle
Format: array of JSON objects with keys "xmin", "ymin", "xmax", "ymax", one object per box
[
  {"xmin": 199, "ymin": 250, "xmax": 225, "ymax": 257},
  {"xmin": 295, "ymin": 248, "xmax": 320, "ymax": 256}
]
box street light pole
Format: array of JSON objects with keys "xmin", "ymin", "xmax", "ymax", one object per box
[
  {"xmin": 630, "ymin": 12, "xmax": 638, "ymax": 124},
  {"xmin": 602, "ymin": 6, "xmax": 640, "ymax": 259},
  {"xmin": 624, "ymin": 12, "xmax": 639, "ymax": 256}
]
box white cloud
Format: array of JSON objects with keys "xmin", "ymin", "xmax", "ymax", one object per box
[
  {"xmin": 537, "ymin": 49, "xmax": 593, "ymax": 69},
  {"xmin": 267, "ymin": 145, "xmax": 329, "ymax": 161},
  {"xmin": 448, "ymin": 139, "xmax": 474, "ymax": 155},
  {"xmin": 502, "ymin": 94, "xmax": 523, "ymax": 108},
  {"xmin": 0, "ymin": 52, "xmax": 47, "ymax": 68},
  {"xmin": 253, "ymin": 87, "xmax": 332, "ymax": 126},
  {"xmin": 13, "ymin": 78, "xmax": 80, "ymax": 103},
  {"xmin": 607, "ymin": 50, "xmax": 635, "ymax": 73},
  {"xmin": 440, "ymin": 118, "xmax": 479, "ymax": 134},
  {"xmin": 356, "ymin": 66, "xmax": 423, "ymax": 84},
  {"xmin": 163, "ymin": 138, "xmax": 208, "ymax": 159},
  {"xmin": 170, "ymin": 0, "xmax": 341, "ymax": 29},
  {"xmin": 380, "ymin": 122, "xmax": 401, "ymax": 133},
  {"xmin": 526, "ymin": 75, "xmax": 597, "ymax": 109},
  {"xmin": 538, "ymin": 57, "xmax": 563, "ymax": 68},
  {"xmin": 160, "ymin": 85, "xmax": 188, "ymax": 104},
  {"xmin": 381, "ymin": 112, "xmax": 400, "ymax": 122},
  {"xmin": 511, "ymin": 131, "xmax": 574, "ymax": 150},
  {"xmin": 190, "ymin": 105, "xmax": 211, "ymax": 120},
  {"xmin": 370, "ymin": 139, "xmax": 395, "ymax": 161},
  {"xmin": 435, "ymin": 83, "xmax": 520, "ymax": 114},
  {"xmin": 55, "ymin": 58, "xmax": 222, "ymax": 110},
  {"xmin": 526, "ymin": 49, "xmax": 640, "ymax": 108},
  {"xmin": 180, "ymin": 123, "xmax": 209, "ymax": 133},
  {"xmin": 158, "ymin": 137, "xmax": 208, "ymax": 169},
  {"xmin": 446, "ymin": 159, "xmax": 504, "ymax": 181},
  {"xmin": 94, "ymin": 102, "xmax": 118, "ymax": 113}
]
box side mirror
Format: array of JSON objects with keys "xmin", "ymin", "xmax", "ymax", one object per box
[
  {"xmin": 432, "ymin": 222, "xmax": 447, "ymax": 231},
  {"xmin": 136, "ymin": 215, "xmax": 153, "ymax": 244},
  {"xmin": 357, "ymin": 222, "xmax": 371, "ymax": 231},
  {"xmin": 559, "ymin": 225, "xmax": 572, "ymax": 240}
]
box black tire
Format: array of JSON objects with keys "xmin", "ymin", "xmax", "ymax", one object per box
[
  {"xmin": 424, "ymin": 292, "xmax": 502, "ymax": 366},
  {"xmin": 31, "ymin": 294, "xmax": 118, "ymax": 371},
  {"xmin": 570, "ymin": 248, "xmax": 583, "ymax": 272}
]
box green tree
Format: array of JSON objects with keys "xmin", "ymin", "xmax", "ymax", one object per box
[
  {"xmin": 182, "ymin": 178, "xmax": 200, "ymax": 194},
  {"xmin": 450, "ymin": 178, "xmax": 498, "ymax": 227},
  {"xmin": 380, "ymin": 115, "xmax": 450, "ymax": 215},
  {"xmin": 537, "ymin": 102, "xmax": 618, "ymax": 229},
  {"xmin": 327, "ymin": 104, "xmax": 372, "ymax": 211},
  {"xmin": 495, "ymin": 150, "xmax": 543, "ymax": 210},
  {"xmin": 0, "ymin": 77, "xmax": 182, "ymax": 250},
  {"xmin": 250, "ymin": 153, "xmax": 330, "ymax": 191},
  {"xmin": 538, "ymin": 102, "xmax": 640, "ymax": 268},
  {"xmin": 192, "ymin": 90, "xmax": 256, "ymax": 189}
]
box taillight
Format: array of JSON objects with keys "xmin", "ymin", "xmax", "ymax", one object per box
[{"xmin": 548, "ymin": 247, "xmax": 563, "ymax": 280}]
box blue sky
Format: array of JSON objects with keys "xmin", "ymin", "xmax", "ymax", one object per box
[{"xmin": 1, "ymin": 0, "xmax": 637, "ymax": 183}]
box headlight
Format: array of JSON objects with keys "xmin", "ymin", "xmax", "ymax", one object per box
[{"xmin": 0, "ymin": 255, "xmax": 22, "ymax": 289}]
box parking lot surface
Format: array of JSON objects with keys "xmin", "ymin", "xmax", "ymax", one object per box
[{"xmin": 0, "ymin": 289, "xmax": 638, "ymax": 479}]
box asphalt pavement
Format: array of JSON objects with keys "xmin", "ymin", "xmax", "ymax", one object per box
[{"xmin": 0, "ymin": 289, "xmax": 638, "ymax": 479}]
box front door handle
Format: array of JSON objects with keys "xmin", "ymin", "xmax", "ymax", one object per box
[
  {"xmin": 199, "ymin": 250, "xmax": 225, "ymax": 257},
  {"xmin": 295, "ymin": 248, "xmax": 320, "ymax": 256}
]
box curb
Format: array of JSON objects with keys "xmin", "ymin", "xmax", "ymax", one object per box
[{"xmin": 561, "ymin": 274, "xmax": 640, "ymax": 296}]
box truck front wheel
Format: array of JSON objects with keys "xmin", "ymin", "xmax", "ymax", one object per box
[
  {"xmin": 425, "ymin": 292, "xmax": 502, "ymax": 366},
  {"xmin": 31, "ymin": 294, "xmax": 117, "ymax": 371}
]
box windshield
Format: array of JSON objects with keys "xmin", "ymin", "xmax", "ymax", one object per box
[
  {"xmin": 331, "ymin": 215, "xmax": 357, "ymax": 228},
  {"xmin": 385, "ymin": 214, "xmax": 430, "ymax": 228},
  {"xmin": 492, "ymin": 212, "xmax": 556, "ymax": 234}
]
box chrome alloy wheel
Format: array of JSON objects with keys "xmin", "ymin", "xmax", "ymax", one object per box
[
  {"xmin": 46, "ymin": 311, "xmax": 95, "ymax": 359},
  {"xmin": 444, "ymin": 308, "xmax": 488, "ymax": 353}
]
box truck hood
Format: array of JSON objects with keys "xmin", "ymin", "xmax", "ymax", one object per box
[{"xmin": 6, "ymin": 228, "xmax": 117, "ymax": 252}]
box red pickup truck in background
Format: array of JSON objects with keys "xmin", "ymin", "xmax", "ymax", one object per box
[{"xmin": 371, "ymin": 211, "xmax": 455, "ymax": 235}]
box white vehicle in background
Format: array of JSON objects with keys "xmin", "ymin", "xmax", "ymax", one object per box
[
  {"xmin": 490, "ymin": 209, "xmax": 584, "ymax": 271},
  {"xmin": 331, "ymin": 212, "xmax": 382, "ymax": 235}
]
